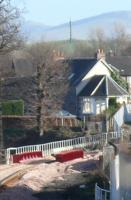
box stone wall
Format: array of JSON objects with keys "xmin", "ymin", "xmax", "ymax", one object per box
[{"xmin": 2, "ymin": 117, "xmax": 37, "ymax": 130}]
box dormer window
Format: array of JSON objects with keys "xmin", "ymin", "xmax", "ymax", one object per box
[{"xmin": 68, "ymin": 73, "xmax": 74, "ymax": 80}]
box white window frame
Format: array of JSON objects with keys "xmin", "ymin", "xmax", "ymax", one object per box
[{"xmin": 81, "ymin": 97, "xmax": 91, "ymax": 114}]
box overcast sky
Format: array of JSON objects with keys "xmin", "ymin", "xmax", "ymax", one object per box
[{"xmin": 15, "ymin": 0, "xmax": 131, "ymax": 25}]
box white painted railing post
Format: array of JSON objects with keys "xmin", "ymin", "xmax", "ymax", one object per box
[
  {"xmin": 120, "ymin": 128, "xmax": 124, "ymax": 142},
  {"xmin": 95, "ymin": 183, "xmax": 110, "ymax": 200},
  {"xmin": 105, "ymin": 132, "xmax": 108, "ymax": 145},
  {"xmin": 6, "ymin": 149, "xmax": 10, "ymax": 165},
  {"xmin": 6, "ymin": 147, "xmax": 17, "ymax": 164}
]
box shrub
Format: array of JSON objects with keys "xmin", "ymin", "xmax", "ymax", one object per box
[
  {"xmin": 2, "ymin": 100, "xmax": 24, "ymax": 115},
  {"xmin": 111, "ymin": 71, "xmax": 128, "ymax": 91},
  {"xmin": 106, "ymin": 98, "xmax": 121, "ymax": 117}
]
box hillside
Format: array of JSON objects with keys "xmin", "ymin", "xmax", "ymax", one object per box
[{"xmin": 22, "ymin": 11, "xmax": 131, "ymax": 41}]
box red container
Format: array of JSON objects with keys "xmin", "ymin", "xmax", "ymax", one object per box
[
  {"xmin": 55, "ymin": 149, "xmax": 84, "ymax": 162},
  {"xmin": 12, "ymin": 151, "xmax": 43, "ymax": 163}
]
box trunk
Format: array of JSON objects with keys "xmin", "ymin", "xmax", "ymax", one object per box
[
  {"xmin": 36, "ymin": 104, "xmax": 44, "ymax": 136},
  {"xmin": 40, "ymin": 127, "xmax": 44, "ymax": 137},
  {"xmin": 36, "ymin": 64, "xmax": 44, "ymax": 136}
]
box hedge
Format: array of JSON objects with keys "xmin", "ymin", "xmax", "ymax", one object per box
[{"xmin": 2, "ymin": 100, "xmax": 24, "ymax": 115}]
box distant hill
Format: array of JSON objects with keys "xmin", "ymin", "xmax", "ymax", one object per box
[
  {"xmin": 22, "ymin": 11, "xmax": 131, "ymax": 42},
  {"xmin": 21, "ymin": 21, "xmax": 51, "ymax": 41}
]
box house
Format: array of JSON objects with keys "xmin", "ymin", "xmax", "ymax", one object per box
[
  {"xmin": 64, "ymin": 49, "xmax": 129, "ymax": 118},
  {"xmin": 1, "ymin": 49, "xmax": 129, "ymax": 127},
  {"xmin": 106, "ymin": 55, "xmax": 131, "ymax": 95},
  {"xmin": 78, "ymin": 75, "xmax": 128, "ymax": 116},
  {"xmin": 0, "ymin": 49, "xmax": 130, "ymax": 137}
]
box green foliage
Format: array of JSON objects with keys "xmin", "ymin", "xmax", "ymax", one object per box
[
  {"xmin": 106, "ymin": 98, "xmax": 121, "ymax": 116},
  {"xmin": 2, "ymin": 100, "xmax": 24, "ymax": 115},
  {"xmin": 111, "ymin": 71, "xmax": 128, "ymax": 91},
  {"xmin": 109, "ymin": 97, "xmax": 118, "ymax": 107}
]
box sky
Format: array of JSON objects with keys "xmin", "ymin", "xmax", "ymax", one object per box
[{"xmin": 14, "ymin": 0, "xmax": 131, "ymax": 26}]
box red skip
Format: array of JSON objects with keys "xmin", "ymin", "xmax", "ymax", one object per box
[
  {"xmin": 12, "ymin": 151, "xmax": 43, "ymax": 163},
  {"xmin": 55, "ymin": 149, "xmax": 84, "ymax": 162}
]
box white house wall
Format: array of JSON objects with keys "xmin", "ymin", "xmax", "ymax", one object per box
[
  {"xmin": 76, "ymin": 60, "xmax": 110, "ymax": 95},
  {"xmin": 124, "ymin": 104, "xmax": 131, "ymax": 122},
  {"xmin": 116, "ymin": 96, "xmax": 128, "ymax": 104}
]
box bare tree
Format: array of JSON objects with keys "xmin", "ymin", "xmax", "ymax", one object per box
[
  {"xmin": 0, "ymin": 0, "xmax": 22, "ymax": 53},
  {"xmin": 87, "ymin": 23, "xmax": 130, "ymax": 56},
  {"xmin": 88, "ymin": 26, "xmax": 107, "ymax": 51},
  {"xmin": 27, "ymin": 42, "xmax": 69, "ymax": 136},
  {"xmin": 110, "ymin": 22, "xmax": 129, "ymax": 55},
  {"xmin": 0, "ymin": 0, "xmax": 22, "ymax": 150}
]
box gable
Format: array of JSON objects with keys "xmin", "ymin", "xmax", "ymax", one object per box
[{"xmin": 76, "ymin": 59, "xmax": 111, "ymax": 95}]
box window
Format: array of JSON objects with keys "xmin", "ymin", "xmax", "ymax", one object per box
[
  {"xmin": 82, "ymin": 97, "xmax": 91, "ymax": 114},
  {"xmin": 68, "ymin": 73, "xmax": 74, "ymax": 80},
  {"xmin": 96, "ymin": 99, "xmax": 106, "ymax": 114}
]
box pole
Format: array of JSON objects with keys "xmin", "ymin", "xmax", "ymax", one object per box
[
  {"xmin": 110, "ymin": 154, "xmax": 120, "ymax": 200},
  {"xmin": 69, "ymin": 18, "xmax": 72, "ymax": 43}
]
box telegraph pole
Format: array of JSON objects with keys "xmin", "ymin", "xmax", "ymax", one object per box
[{"xmin": 69, "ymin": 18, "xmax": 72, "ymax": 43}]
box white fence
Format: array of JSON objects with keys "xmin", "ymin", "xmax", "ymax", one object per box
[
  {"xmin": 95, "ymin": 183, "xmax": 110, "ymax": 200},
  {"xmin": 113, "ymin": 105, "xmax": 125, "ymax": 132},
  {"xmin": 109, "ymin": 103, "xmax": 131, "ymax": 132},
  {"xmin": 108, "ymin": 105, "xmax": 125, "ymax": 133},
  {"xmin": 6, "ymin": 131, "xmax": 121, "ymax": 164}
]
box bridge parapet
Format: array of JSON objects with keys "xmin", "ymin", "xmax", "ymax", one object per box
[{"xmin": 6, "ymin": 131, "xmax": 123, "ymax": 164}]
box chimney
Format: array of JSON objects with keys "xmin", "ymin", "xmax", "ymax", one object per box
[
  {"xmin": 52, "ymin": 49, "xmax": 65, "ymax": 61},
  {"xmin": 96, "ymin": 49, "xmax": 106, "ymax": 60},
  {"xmin": 109, "ymin": 49, "xmax": 115, "ymax": 57}
]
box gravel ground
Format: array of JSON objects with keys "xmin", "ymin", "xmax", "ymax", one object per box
[{"xmin": 0, "ymin": 152, "xmax": 102, "ymax": 200}]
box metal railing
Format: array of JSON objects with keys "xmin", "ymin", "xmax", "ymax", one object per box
[
  {"xmin": 95, "ymin": 183, "xmax": 110, "ymax": 200},
  {"xmin": 6, "ymin": 131, "xmax": 121, "ymax": 164}
]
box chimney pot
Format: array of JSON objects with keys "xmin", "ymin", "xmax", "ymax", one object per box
[{"xmin": 96, "ymin": 49, "xmax": 105, "ymax": 60}]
